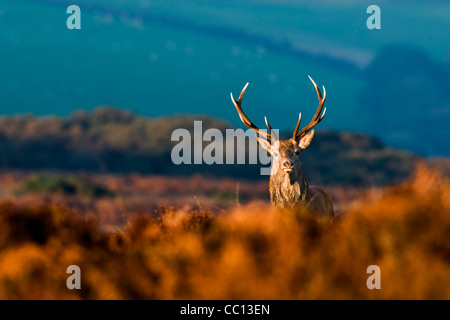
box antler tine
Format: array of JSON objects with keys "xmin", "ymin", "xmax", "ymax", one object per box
[
  {"xmin": 295, "ymin": 76, "xmax": 327, "ymax": 141},
  {"xmin": 292, "ymin": 113, "xmax": 302, "ymax": 140},
  {"xmin": 230, "ymin": 83, "xmax": 272, "ymax": 142},
  {"xmin": 265, "ymin": 116, "xmax": 278, "ymax": 141}
]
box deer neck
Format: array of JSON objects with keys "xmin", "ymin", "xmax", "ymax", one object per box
[{"xmin": 269, "ymin": 164, "xmax": 309, "ymax": 209}]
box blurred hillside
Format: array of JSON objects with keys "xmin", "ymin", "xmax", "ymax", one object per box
[
  {"xmin": 1, "ymin": 0, "xmax": 449, "ymax": 156},
  {"xmin": 0, "ymin": 107, "xmax": 421, "ymax": 186},
  {"xmin": 358, "ymin": 44, "xmax": 450, "ymax": 156}
]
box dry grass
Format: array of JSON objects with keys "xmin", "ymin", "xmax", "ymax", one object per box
[
  {"xmin": 0, "ymin": 171, "xmax": 364, "ymax": 225},
  {"xmin": 0, "ymin": 165, "xmax": 449, "ymax": 299}
]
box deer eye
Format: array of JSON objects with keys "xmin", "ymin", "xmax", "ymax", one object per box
[{"xmin": 295, "ymin": 149, "xmax": 300, "ymax": 155}]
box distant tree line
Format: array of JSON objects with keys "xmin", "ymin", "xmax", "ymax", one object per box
[{"xmin": 0, "ymin": 107, "xmax": 420, "ymax": 186}]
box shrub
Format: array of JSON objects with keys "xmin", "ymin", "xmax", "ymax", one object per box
[
  {"xmin": 15, "ymin": 174, "xmax": 114, "ymax": 198},
  {"xmin": 0, "ymin": 166, "xmax": 449, "ymax": 299}
]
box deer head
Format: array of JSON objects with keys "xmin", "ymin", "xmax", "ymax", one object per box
[{"xmin": 230, "ymin": 76, "xmax": 327, "ymax": 177}]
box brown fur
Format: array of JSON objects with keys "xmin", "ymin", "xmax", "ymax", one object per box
[
  {"xmin": 231, "ymin": 77, "xmax": 333, "ymax": 217},
  {"xmin": 259, "ymin": 134, "xmax": 334, "ymax": 217}
]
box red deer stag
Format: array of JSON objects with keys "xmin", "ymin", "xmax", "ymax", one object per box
[{"xmin": 230, "ymin": 76, "xmax": 334, "ymax": 217}]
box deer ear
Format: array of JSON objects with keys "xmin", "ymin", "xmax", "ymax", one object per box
[
  {"xmin": 298, "ymin": 129, "xmax": 315, "ymax": 149},
  {"xmin": 256, "ymin": 136, "xmax": 272, "ymax": 154}
]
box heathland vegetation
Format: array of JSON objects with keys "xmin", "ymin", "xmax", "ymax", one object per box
[
  {"xmin": 0, "ymin": 165, "xmax": 449, "ymax": 299},
  {"xmin": 0, "ymin": 108, "xmax": 448, "ymax": 300}
]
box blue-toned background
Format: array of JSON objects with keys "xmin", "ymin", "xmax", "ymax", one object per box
[{"xmin": 1, "ymin": 0, "xmax": 449, "ymax": 156}]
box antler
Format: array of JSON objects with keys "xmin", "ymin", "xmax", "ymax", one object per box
[
  {"xmin": 293, "ymin": 76, "xmax": 327, "ymax": 141},
  {"xmin": 230, "ymin": 83, "xmax": 277, "ymax": 142}
]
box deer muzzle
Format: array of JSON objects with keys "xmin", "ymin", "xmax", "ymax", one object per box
[{"xmin": 282, "ymin": 160, "xmax": 294, "ymax": 174}]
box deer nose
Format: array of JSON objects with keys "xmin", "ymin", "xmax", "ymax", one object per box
[{"xmin": 282, "ymin": 160, "xmax": 294, "ymax": 169}]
